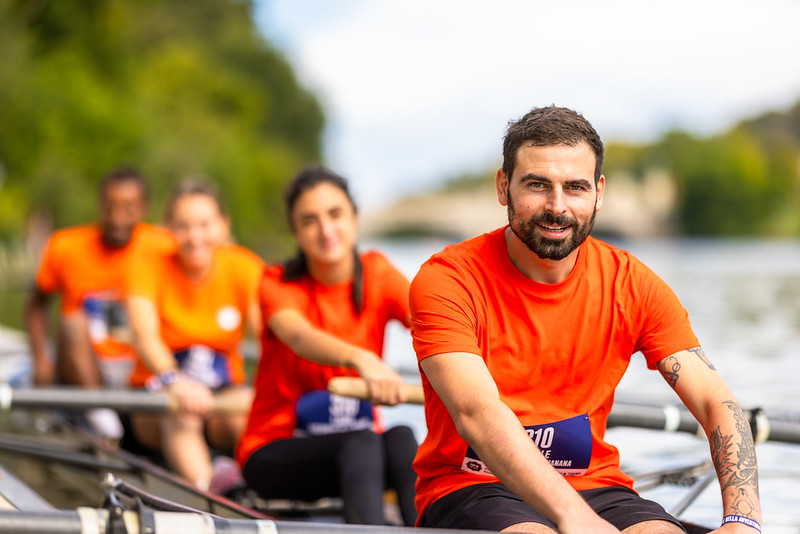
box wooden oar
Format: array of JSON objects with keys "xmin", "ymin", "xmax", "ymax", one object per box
[
  {"xmin": 327, "ymin": 377, "xmax": 800, "ymax": 445},
  {"xmin": 0, "ymin": 383, "xmax": 250, "ymax": 414},
  {"xmin": 327, "ymin": 376, "xmax": 425, "ymax": 404}
]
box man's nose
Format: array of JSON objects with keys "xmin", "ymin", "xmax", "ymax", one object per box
[
  {"xmin": 544, "ymin": 188, "xmax": 567, "ymax": 214},
  {"xmin": 107, "ymin": 205, "xmax": 129, "ymax": 225}
]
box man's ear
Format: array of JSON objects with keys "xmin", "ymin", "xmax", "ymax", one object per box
[
  {"xmin": 496, "ymin": 168, "xmax": 509, "ymax": 207},
  {"xmin": 595, "ymin": 174, "xmax": 606, "ymax": 211}
]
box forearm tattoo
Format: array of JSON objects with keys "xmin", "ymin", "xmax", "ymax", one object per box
[
  {"xmin": 657, "ymin": 356, "xmax": 681, "ymax": 388},
  {"xmin": 711, "ymin": 401, "xmax": 760, "ymax": 516},
  {"xmin": 688, "ymin": 346, "xmax": 716, "ymax": 370}
]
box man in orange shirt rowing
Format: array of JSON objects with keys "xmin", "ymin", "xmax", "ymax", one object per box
[
  {"xmin": 410, "ymin": 106, "xmax": 761, "ymax": 533},
  {"xmin": 25, "ymin": 167, "xmax": 174, "ymax": 438}
]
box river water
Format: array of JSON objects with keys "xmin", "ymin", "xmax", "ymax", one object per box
[{"xmin": 368, "ymin": 235, "xmax": 800, "ymax": 533}]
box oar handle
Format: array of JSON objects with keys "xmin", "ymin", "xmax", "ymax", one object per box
[
  {"xmin": 327, "ymin": 377, "xmax": 424, "ymax": 405},
  {"xmin": 209, "ymin": 392, "xmax": 253, "ymax": 414}
]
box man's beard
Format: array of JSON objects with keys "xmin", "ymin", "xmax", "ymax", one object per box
[
  {"xmin": 507, "ymin": 189, "xmax": 597, "ymax": 261},
  {"xmin": 102, "ymin": 225, "xmax": 134, "ymax": 247}
]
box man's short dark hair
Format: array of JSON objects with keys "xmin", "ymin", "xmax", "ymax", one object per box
[
  {"xmin": 502, "ymin": 106, "xmax": 604, "ymax": 183},
  {"xmin": 99, "ymin": 166, "xmax": 148, "ymax": 202}
]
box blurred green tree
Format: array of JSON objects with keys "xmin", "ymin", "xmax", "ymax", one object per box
[
  {"xmin": 0, "ymin": 0, "xmax": 324, "ymax": 257},
  {"xmin": 643, "ymin": 122, "xmax": 799, "ymax": 236},
  {"xmin": 603, "ymin": 101, "xmax": 800, "ymax": 236}
]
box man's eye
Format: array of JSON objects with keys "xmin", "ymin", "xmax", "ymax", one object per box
[{"xmin": 568, "ymin": 184, "xmax": 589, "ymax": 192}]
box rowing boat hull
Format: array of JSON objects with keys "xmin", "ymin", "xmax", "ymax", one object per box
[
  {"xmin": 0, "ymin": 349, "xmax": 715, "ymax": 531},
  {"xmin": 0, "ymin": 410, "xmax": 264, "ymax": 520},
  {"xmin": 0, "ymin": 413, "xmax": 712, "ymax": 533}
]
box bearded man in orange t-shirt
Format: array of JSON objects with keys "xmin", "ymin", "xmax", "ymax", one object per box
[
  {"xmin": 24, "ymin": 167, "xmax": 174, "ymax": 438},
  {"xmin": 410, "ymin": 106, "xmax": 761, "ymax": 534}
]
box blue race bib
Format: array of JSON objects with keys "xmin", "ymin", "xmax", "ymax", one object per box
[
  {"xmin": 294, "ymin": 390, "xmax": 374, "ymax": 437},
  {"xmin": 82, "ymin": 292, "xmax": 129, "ymax": 343},
  {"xmin": 461, "ymin": 413, "xmax": 592, "ymax": 477},
  {"xmin": 174, "ymin": 345, "xmax": 231, "ymax": 389}
]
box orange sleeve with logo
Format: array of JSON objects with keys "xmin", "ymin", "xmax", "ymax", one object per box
[{"xmin": 128, "ymin": 244, "xmax": 264, "ymax": 387}]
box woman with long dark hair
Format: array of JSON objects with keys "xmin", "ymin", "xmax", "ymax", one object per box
[{"xmin": 236, "ymin": 165, "xmax": 417, "ymax": 525}]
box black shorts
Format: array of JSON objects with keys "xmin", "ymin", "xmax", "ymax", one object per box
[{"xmin": 420, "ymin": 482, "xmax": 687, "ymax": 532}]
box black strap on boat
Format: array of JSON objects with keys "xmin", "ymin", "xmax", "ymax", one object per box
[
  {"xmin": 133, "ymin": 496, "xmax": 156, "ymax": 534},
  {"xmin": 101, "ymin": 488, "xmax": 129, "ymax": 534}
]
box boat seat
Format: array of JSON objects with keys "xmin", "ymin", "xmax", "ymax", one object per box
[
  {"xmin": 229, "ymin": 487, "xmax": 344, "ymax": 521},
  {"xmin": 230, "ymin": 487, "xmax": 403, "ymax": 525}
]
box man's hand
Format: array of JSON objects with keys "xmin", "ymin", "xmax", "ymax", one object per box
[{"xmin": 32, "ymin": 354, "xmax": 56, "ymax": 386}]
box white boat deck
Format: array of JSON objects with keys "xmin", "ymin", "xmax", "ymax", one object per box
[{"xmin": 0, "ymin": 326, "xmax": 30, "ymax": 387}]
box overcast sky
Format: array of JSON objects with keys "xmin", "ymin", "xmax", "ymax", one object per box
[{"xmin": 254, "ymin": 0, "xmax": 800, "ymax": 212}]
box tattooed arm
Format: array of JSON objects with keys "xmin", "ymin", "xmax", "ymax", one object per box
[{"xmin": 656, "ymin": 348, "xmax": 761, "ymax": 532}]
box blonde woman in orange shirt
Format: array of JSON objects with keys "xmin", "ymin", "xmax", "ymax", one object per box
[{"xmin": 126, "ymin": 179, "xmax": 264, "ymax": 492}]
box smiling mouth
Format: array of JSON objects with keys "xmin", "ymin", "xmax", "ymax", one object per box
[
  {"xmin": 319, "ymin": 240, "xmax": 341, "ymax": 252},
  {"xmin": 538, "ymin": 223, "xmax": 570, "ymax": 234}
]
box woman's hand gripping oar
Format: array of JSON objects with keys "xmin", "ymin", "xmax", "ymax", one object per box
[{"xmin": 327, "ymin": 376, "xmax": 424, "ymax": 405}]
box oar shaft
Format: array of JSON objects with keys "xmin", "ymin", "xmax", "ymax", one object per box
[
  {"xmin": 607, "ymin": 402, "xmax": 700, "ymax": 434},
  {"xmin": 1, "ymin": 386, "xmax": 173, "ymax": 412},
  {"xmin": 0, "ymin": 385, "xmax": 249, "ymax": 414},
  {"xmin": 757, "ymin": 418, "xmax": 800, "ymax": 444},
  {"xmin": 609, "ymin": 401, "xmax": 800, "ymax": 445},
  {"xmin": 0, "ymin": 509, "xmax": 499, "ymax": 534}
]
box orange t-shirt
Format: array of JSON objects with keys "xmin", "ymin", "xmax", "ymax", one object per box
[
  {"xmin": 409, "ymin": 227, "xmax": 699, "ymax": 520},
  {"xmin": 127, "ymin": 244, "xmax": 265, "ymax": 387},
  {"xmin": 235, "ymin": 251, "xmax": 410, "ymax": 467},
  {"xmin": 35, "ymin": 223, "xmax": 176, "ymax": 358}
]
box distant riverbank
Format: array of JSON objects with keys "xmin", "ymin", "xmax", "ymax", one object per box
[{"xmin": 360, "ymin": 170, "xmax": 678, "ymax": 241}]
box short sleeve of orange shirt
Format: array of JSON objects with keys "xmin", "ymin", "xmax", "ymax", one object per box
[
  {"xmin": 36, "ymin": 223, "xmax": 175, "ymax": 313},
  {"xmin": 35, "ymin": 223, "xmax": 175, "ymax": 357},
  {"xmin": 409, "ymin": 228, "xmax": 699, "ymax": 520},
  {"xmin": 127, "ymin": 244, "xmax": 265, "ymax": 387},
  {"xmin": 235, "ymin": 251, "xmax": 410, "ymax": 466}
]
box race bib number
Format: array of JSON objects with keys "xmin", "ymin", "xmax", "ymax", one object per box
[
  {"xmin": 294, "ymin": 390, "xmax": 374, "ymax": 437},
  {"xmin": 461, "ymin": 413, "xmax": 592, "ymax": 477},
  {"xmin": 174, "ymin": 345, "xmax": 231, "ymax": 389},
  {"xmin": 82, "ymin": 292, "xmax": 130, "ymax": 344}
]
